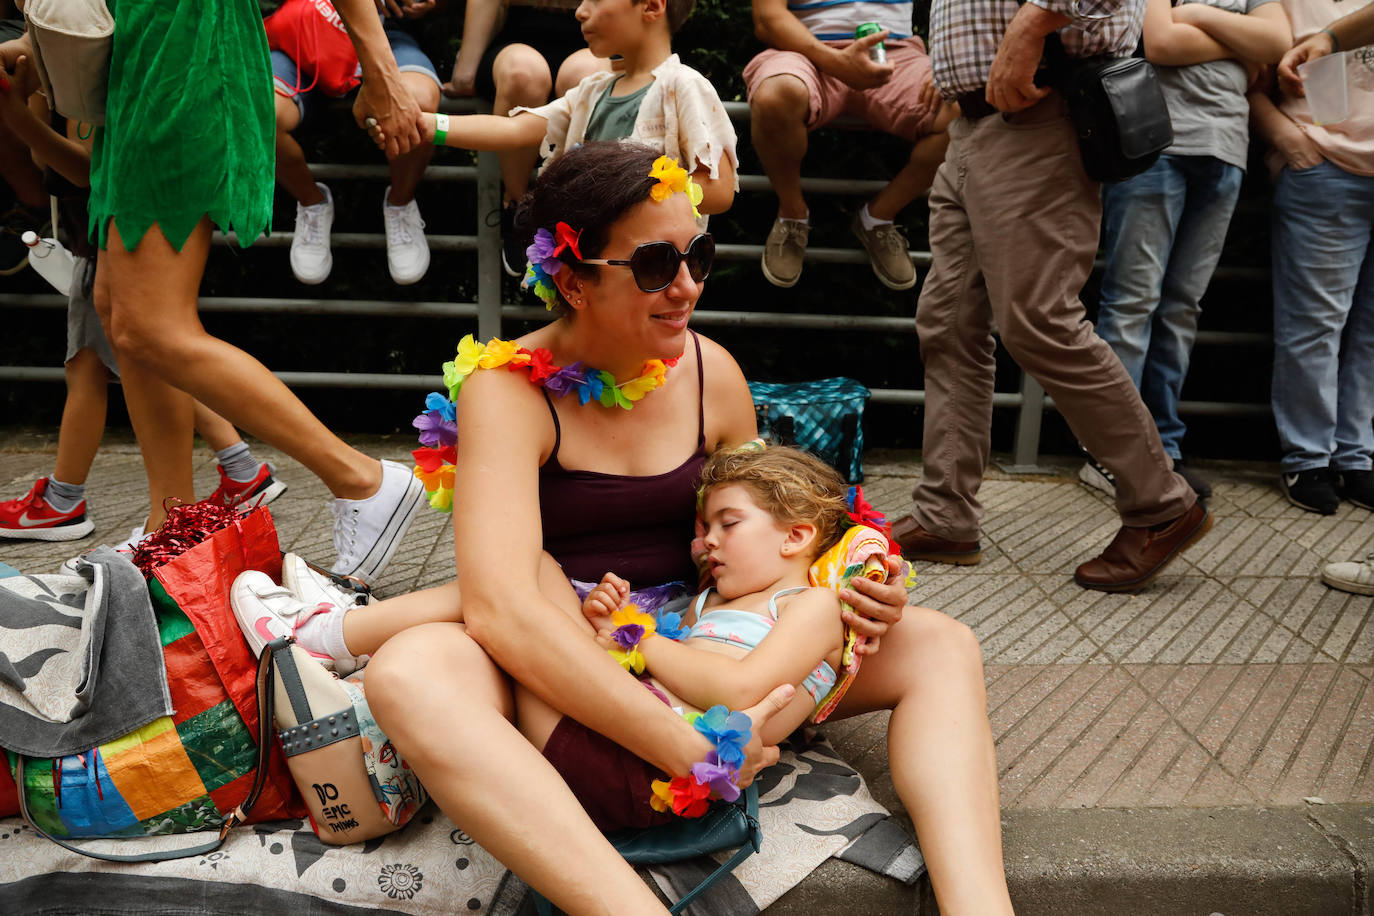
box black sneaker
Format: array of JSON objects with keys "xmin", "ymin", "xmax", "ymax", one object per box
[
  {"xmin": 1280, "ymin": 467, "xmax": 1340, "ymax": 515},
  {"xmin": 499, "ymin": 203, "xmax": 524, "ymax": 278},
  {"xmin": 1339, "ymin": 469, "xmax": 1374, "ymax": 511},
  {"xmin": 1174, "ymin": 460, "xmax": 1212, "ymax": 500}
]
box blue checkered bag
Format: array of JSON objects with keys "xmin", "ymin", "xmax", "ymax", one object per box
[{"xmin": 748, "ymin": 378, "xmax": 871, "ymax": 483}]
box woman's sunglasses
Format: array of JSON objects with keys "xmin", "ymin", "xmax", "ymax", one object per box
[{"xmin": 580, "ymin": 233, "xmax": 715, "ymax": 293}]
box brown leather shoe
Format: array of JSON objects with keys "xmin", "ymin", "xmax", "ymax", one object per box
[
  {"xmin": 890, "ymin": 514, "xmax": 982, "ymax": 565},
  {"xmin": 1074, "ymin": 502, "xmax": 1213, "ymax": 592}
]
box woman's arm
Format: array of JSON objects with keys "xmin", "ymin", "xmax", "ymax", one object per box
[
  {"xmin": 451, "ymin": 369, "xmax": 720, "ymax": 778},
  {"xmin": 331, "ymin": 0, "xmax": 425, "ymax": 154},
  {"xmin": 1170, "ymin": 2, "xmax": 1292, "ymax": 64},
  {"xmin": 637, "ymin": 589, "xmax": 844, "ymax": 711}
]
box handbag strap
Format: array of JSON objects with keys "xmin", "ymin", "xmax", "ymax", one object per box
[
  {"xmin": 13, "ymin": 644, "xmax": 280, "ymax": 863},
  {"xmin": 667, "ymin": 783, "xmax": 762, "ymax": 915}
]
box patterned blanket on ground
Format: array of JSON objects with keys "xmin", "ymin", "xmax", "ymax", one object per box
[{"xmin": 0, "ymin": 733, "xmax": 923, "ymax": 914}]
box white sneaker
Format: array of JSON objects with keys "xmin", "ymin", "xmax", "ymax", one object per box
[
  {"xmin": 61, "ymin": 524, "xmax": 145, "ymax": 574},
  {"xmin": 382, "ymin": 186, "xmax": 429, "ymax": 285},
  {"xmin": 291, "ymin": 183, "xmax": 334, "ymax": 285},
  {"xmin": 330, "ymin": 459, "xmax": 425, "ymax": 588},
  {"xmin": 282, "ymin": 551, "xmax": 369, "ymax": 610},
  {"xmin": 230, "ymin": 570, "xmax": 366, "ymax": 673},
  {"xmin": 1078, "ymin": 459, "xmax": 1117, "ymax": 498},
  {"xmin": 1321, "ymin": 555, "xmax": 1374, "ymax": 596}
]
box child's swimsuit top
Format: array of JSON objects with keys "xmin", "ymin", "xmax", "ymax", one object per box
[
  {"xmin": 538, "ymin": 332, "xmax": 706, "ymax": 586},
  {"xmin": 686, "ymin": 587, "xmax": 838, "ymax": 706}
]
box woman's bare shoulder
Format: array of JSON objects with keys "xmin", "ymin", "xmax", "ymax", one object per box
[{"xmin": 693, "ymin": 333, "xmax": 757, "ymax": 449}]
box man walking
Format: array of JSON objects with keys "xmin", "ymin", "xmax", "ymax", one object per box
[{"xmin": 891, "ymin": 0, "xmax": 1213, "ymax": 591}]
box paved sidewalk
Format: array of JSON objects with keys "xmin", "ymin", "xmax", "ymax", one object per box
[{"xmin": 2, "ymin": 431, "xmax": 1371, "ymax": 913}]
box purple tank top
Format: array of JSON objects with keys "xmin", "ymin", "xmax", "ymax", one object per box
[{"xmin": 539, "ymin": 332, "xmax": 707, "ymax": 585}]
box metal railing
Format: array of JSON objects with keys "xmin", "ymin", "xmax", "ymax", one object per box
[{"xmin": 0, "ymin": 99, "xmax": 1273, "ymax": 469}]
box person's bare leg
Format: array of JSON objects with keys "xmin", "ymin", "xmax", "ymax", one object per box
[
  {"xmin": 191, "ymin": 400, "xmax": 245, "ymax": 453},
  {"xmin": 340, "ymin": 553, "xmax": 583, "ymax": 655},
  {"xmin": 749, "ymin": 74, "xmax": 811, "ymax": 219},
  {"xmin": 274, "ymin": 95, "xmax": 324, "ymax": 206},
  {"xmin": 868, "ymin": 128, "xmax": 950, "ymax": 221},
  {"xmin": 490, "ymin": 43, "xmax": 552, "ymax": 202},
  {"xmin": 831, "ymin": 607, "xmax": 1013, "ymax": 915},
  {"xmin": 104, "ymin": 219, "xmax": 382, "ymax": 502},
  {"xmin": 365, "ymin": 623, "xmax": 669, "ymax": 915},
  {"xmin": 385, "ymin": 72, "xmax": 439, "ymax": 205},
  {"xmin": 52, "ymin": 348, "xmax": 111, "ymax": 486},
  {"xmin": 553, "ymin": 48, "xmax": 610, "ymax": 97},
  {"xmin": 99, "ymin": 231, "xmax": 196, "ymax": 530}
]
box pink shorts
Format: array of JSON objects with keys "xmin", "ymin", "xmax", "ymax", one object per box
[{"xmin": 743, "ymin": 37, "xmax": 938, "ymax": 142}]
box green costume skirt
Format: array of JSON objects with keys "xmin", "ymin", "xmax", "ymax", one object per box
[{"xmin": 89, "ymin": 0, "xmax": 274, "ymax": 252}]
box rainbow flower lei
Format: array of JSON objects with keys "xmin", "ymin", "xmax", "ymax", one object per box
[
  {"xmin": 600, "ymin": 604, "xmax": 750, "ymax": 818},
  {"xmin": 650, "ymin": 706, "xmax": 753, "ymax": 817},
  {"xmin": 520, "ymin": 155, "xmax": 704, "ymax": 308},
  {"xmin": 411, "ymin": 334, "xmax": 681, "ymax": 511}
]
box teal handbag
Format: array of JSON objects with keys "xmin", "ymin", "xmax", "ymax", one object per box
[{"xmin": 534, "ymin": 783, "xmax": 762, "ymax": 915}]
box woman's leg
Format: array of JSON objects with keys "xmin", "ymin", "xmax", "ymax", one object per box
[
  {"xmin": 53, "ymin": 348, "xmax": 111, "ymax": 486},
  {"xmin": 339, "ymin": 554, "xmax": 586, "ymax": 656},
  {"xmin": 99, "ymin": 227, "xmax": 197, "ymax": 530},
  {"xmin": 830, "ymin": 606, "xmax": 1013, "ymax": 915},
  {"xmin": 191, "ymin": 400, "xmax": 242, "ymax": 452},
  {"xmin": 103, "ymin": 219, "xmax": 383, "ymax": 502},
  {"xmin": 365, "ymin": 622, "xmax": 668, "ymax": 915}
]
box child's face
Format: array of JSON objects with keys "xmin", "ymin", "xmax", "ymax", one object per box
[
  {"xmin": 576, "ymin": 0, "xmax": 649, "ymax": 59},
  {"xmin": 700, "ymin": 484, "xmax": 793, "ymax": 598}
]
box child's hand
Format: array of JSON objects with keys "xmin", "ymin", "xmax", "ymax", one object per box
[
  {"xmin": 582, "ymin": 572, "xmax": 630, "ymax": 630},
  {"xmin": 368, "ymin": 111, "xmax": 434, "ymax": 150}
]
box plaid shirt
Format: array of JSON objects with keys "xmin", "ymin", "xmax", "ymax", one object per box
[{"xmin": 929, "ymin": 0, "xmax": 1147, "ymax": 98}]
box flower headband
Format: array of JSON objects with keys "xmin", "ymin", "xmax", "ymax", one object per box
[{"xmin": 520, "ymin": 155, "xmax": 704, "ymax": 308}]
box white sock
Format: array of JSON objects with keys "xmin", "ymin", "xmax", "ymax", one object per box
[
  {"xmin": 779, "ymin": 210, "xmax": 810, "ymax": 228},
  {"xmin": 294, "ymin": 600, "xmax": 354, "ymax": 663},
  {"xmin": 859, "ymin": 202, "xmax": 892, "ymax": 231}
]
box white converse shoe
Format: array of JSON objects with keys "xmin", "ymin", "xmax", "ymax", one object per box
[
  {"xmin": 282, "ymin": 551, "xmax": 369, "ymax": 610},
  {"xmin": 291, "ymin": 183, "xmax": 334, "ymax": 285},
  {"xmin": 330, "ymin": 459, "xmax": 425, "ymax": 588},
  {"xmin": 382, "ymin": 186, "xmax": 429, "ymax": 285},
  {"xmin": 230, "ymin": 570, "xmax": 367, "ymax": 674}
]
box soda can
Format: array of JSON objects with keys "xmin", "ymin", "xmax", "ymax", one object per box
[{"xmin": 855, "ymin": 22, "xmax": 887, "ymax": 65}]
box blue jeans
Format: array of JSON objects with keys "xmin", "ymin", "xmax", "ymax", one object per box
[
  {"xmin": 1098, "ymin": 154, "xmax": 1244, "ymax": 459},
  {"xmin": 1271, "ymin": 160, "xmax": 1374, "ymax": 473}
]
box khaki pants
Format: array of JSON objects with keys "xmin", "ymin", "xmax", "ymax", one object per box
[{"xmin": 912, "ymin": 94, "xmax": 1194, "ymax": 542}]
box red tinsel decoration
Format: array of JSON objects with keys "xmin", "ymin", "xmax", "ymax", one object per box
[{"xmin": 129, "ymin": 501, "xmax": 244, "ymax": 578}]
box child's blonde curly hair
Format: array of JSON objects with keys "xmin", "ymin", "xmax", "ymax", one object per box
[{"xmin": 698, "ymin": 445, "xmax": 851, "ymax": 560}]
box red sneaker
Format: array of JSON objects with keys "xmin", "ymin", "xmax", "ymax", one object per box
[
  {"xmin": 0, "ymin": 478, "xmax": 95, "ymax": 541},
  {"xmin": 204, "ymin": 462, "xmax": 288, "ymax": 511}
]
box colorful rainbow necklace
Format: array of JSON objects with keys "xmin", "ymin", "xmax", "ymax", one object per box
[{"xmin": 411, "ymin": 334, "xmax": 680, "ymax": 511}]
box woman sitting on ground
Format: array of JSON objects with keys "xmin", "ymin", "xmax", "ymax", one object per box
[{"xmin": 236, "ymin": 141, "xmax": 1014, "ymax": 914}]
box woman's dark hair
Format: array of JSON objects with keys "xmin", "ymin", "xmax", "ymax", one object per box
[{"xmin": 513, "ymin": 141, "xmax": 663, "ymax": 312}]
